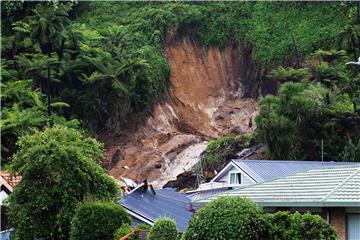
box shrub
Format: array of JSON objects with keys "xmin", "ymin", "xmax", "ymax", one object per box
[
  {"xmin": 70, "ymin": 201, "xmax": 131, "ymax": 240},
  {"xmin": 8, "ymin": 126, "xmax": 119, "ymax": 240},
  {"xmin": 112, "ymin": 224, "xmax": 136, "ymax": 240},
  {"xmin": 181, "ymin": 196, "xmax": 265, "ymax": 240},
  {"xmin": 264, "ymin": 211, "xmax": 337, "ymax": 240},
  {"xmin": 148, "ymin": 217, "xmax": 178, "ymax": 240}
]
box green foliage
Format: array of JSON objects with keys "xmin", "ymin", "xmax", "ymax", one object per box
[
  {"xmin": 8, "ymin": 126, "xmax": 119, "ymax": 240},
  {"xmin": 181, "ymin": 197, "xmax": 265, "ymax": 240},
  {"xmin": 70, "ymin": 201, "xmax": 130, "ymax": 240},
  {"xmin": 255, "ymin": 96, "xmax": 300, "ymax": 159},
  {"xmin": 311, "ymin": 49, "xmax": 347, "ymax": 62},
  {"xmin": 264, "ymin": 211, "xmax": 337, "ymax": 240},
  {"xmin": 200, "ymin": 135, "xmax": 250, "ymax": 172},
  {"xmin": 112, "ymin": 224, "xmax": 136, "ymax": 240},
  {"xmin": 148, "ymin": 217, "xmax": 178, "ymax": 240},
  {"xmin": 271, "ymin": 67, "xmax": 310, "ymax": 83}
]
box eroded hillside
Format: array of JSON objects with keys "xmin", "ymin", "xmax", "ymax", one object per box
[{"xmin": 104, "ymin": 38, "xmax": 269, "ymax": 187}]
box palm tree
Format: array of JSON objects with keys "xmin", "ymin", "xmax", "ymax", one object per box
[
  {"xmin": 16, "ymin": 53, "xmax": 58, "ymax": 92},
  {"xmin": 80, "ymin": 53, "xmax": 149, "ymax": 129},
  {"xmin": 27, "ymin": 4, "xmax": 71, "ymax": 116},
  {"xmin": 11, "ymin": 21, "xmax": 31, "ymax": 71},
  {"xmin": 81, "ymin": 54, "xmax": 149, "ymax": 97}
]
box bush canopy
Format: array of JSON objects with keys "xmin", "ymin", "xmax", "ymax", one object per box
[{"xmin": 70, "ymin": 201, "xmax": 131, "ymax": 240}]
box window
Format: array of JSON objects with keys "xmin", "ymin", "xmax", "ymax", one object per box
[
  {"xmin": 347, "ymin": 214, "xmax": 360, "ymax": 240},
  {"xmin": 229, "ymin": 172, "xmax": 241, "ymax": 185}
]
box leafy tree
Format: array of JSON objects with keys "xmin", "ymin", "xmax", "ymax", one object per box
[
  {"xmin": 255, "ymin": 95, "xmax": 300, "ymax": 159},
  {"xmin": 7, "ymin": 126, "xmax": 119, "ymax": 240},
  {"xmin": 148, "ymin": 218, "xmax": 178, "ymax": 240},
  {"xmin": 70, "ymin": 201, "xmax": 130, "ymax": 240},
  {"xmin": 181, "ymin": 197, "xmax": 265, "ymax": 240}
]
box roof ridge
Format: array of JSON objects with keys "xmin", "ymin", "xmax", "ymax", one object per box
[
  {"xmin": 233, "ymin": 161, "xmax": 263, "ymax": 182},
  {"xmin": 321, "ymin": 167, "xmax": 360, "ymax": 202}
]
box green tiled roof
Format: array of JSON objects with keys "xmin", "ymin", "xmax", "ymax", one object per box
[{"xmin": 197, "ymin": 165, "xmax": 360, "ymax": 207}]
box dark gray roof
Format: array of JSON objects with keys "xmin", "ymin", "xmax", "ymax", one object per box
[
  {"xmin": 118, "ymin": 188, "xmax": 193, "ymax": 232},
  {"xmin": 232, "ymin": 160, "xmax": 360, "ymax": 182}
]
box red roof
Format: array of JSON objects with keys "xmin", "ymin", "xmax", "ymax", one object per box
[{"xmin": 0, "ymin": 171, "xmax": 21, "ymax": 192}]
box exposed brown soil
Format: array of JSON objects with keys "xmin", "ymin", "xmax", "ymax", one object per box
[{"xmin": 102, "ymin": 38, "xmax": 263, "ymax": 187}]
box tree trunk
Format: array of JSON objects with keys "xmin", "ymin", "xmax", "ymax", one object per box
[
  {"xmin": 354, "ymin": 100, "xmax": 357, "ymax": 113},
  {"xmin": 47, "ymin": 50, "xmax": 52, "ymax": 117},
  {"xmin": 12, "ymin": 41, "xmax": 18, "ymax": 71},
  {"xmin": 292, "ymin": 36, "xmax": 300, "ymax": 68}
]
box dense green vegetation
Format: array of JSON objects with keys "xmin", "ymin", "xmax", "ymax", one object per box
[
  {"xmin": 256, "ymin": 50, "xmax": 360, "ymax": 160},
  {"xmin": 7, "ymin": 126, "xmax": 119, "ymax": 240},
  {"xmin": 70, "ymin": 201, "xmax": 130, "ymax": 240},
  {"xmin": 148, "ymin": 217, "xmax": 178, "ymax": 240},
  {"xmin": 182, "ymin": 197, "xmax": 337, "ymax": 240}
]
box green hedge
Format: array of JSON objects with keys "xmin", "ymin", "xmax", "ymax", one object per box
[
  {"xmin": 70, "ymin": 201, "xmax": 131, "ymax": 240},
  {"xmin": 264, "ymin": 211, "xmax": 337, "ymax": 240},
  {"xmin": 148, "ymin": 217, "xmax": 178, "ymax": 240},
  {"xmin": 181, "ymin": 197, "xmax": 337, "ymax": 240},
  {"xmin": 181, "ymin": 196, "xmax": 265, "ymax": 240}
]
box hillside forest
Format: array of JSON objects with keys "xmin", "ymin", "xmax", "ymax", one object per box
[{"xmin": 2, "ymin": 1, "xmax": 359, "ymax": 166}]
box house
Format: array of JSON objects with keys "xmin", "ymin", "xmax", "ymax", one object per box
[
  {"xmin": 187, "ymin": 160, "xmax": 360, "ymax": 202},
  {"xmin": 210, "ymin": 159, "xmax": 360, "ymax": 187},
  {"xmin": 0, "ymin": 174, "xmax": 13, "ymax": 206},
  {"xmin": 196, "ymin": 164, "xmax": 360, "ymax": 240},
  {"xmin": 118, "ymin": 181, "xmax": 194, "ymax": 232},
  {"xmin": 0, "ymin": 172, "xmax": 20, "ymax": 240}
]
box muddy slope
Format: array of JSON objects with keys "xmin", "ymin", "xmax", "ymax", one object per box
[{"xmin": 103, "ymin": 38, "xmax": 266, "ymax": 187}]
